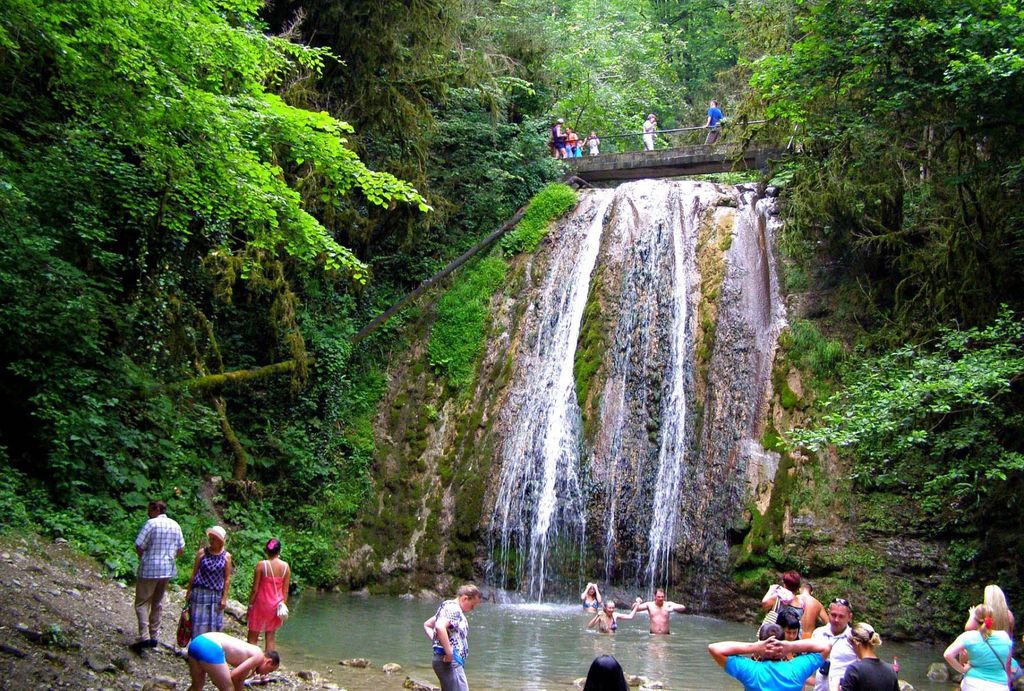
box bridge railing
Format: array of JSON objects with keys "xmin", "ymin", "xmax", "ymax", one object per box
[{"xmin": 583, "ymin": 120, "xmax": 768, "ymax": 155}]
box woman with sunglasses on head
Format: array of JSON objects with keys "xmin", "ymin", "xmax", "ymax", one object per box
[
  {"xmin": 945, "ymin": 604, "xmax": 1014, "ymax": 691},
  {"xmin": 839, "ymin": 622, "xmax": 898, "ymax": 690}
]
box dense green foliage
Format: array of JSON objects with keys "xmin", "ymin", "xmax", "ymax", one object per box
[
  {"xmin": 541, "ymin": 0, "xmax": 739, "ymax": 150},
  {"xmin": 738, "ymin": 0, "xmax": 1024, "ymax": 631},
  {"xmin": 0, "ymin": 0, "xmax": 435, "ymax": 586},
  {"xmin": 798, "ymin": 311, "xmax": 1024, "ymax": 526},
  {"xmin": 0, "ymin": 0, "xmax": 562, "ymax": 587},
  {"xmin": 750, "ymin": 0, "xmax": 1024, "ymax": 330}
]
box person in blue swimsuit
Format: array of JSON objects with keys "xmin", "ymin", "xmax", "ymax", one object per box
[
  {"xmin": 187, "ymin": 631, "xmax": 279, "ymax": 691},
  {"xmin": 581, "ymin": 582, "xmax": 603, "ymax": 610}
]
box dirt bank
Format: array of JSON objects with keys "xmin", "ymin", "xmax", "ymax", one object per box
[{"xmin": 0, "ymin": 533, "xmax": 433, "ymax": 691}]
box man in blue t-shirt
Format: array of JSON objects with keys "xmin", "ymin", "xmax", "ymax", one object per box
[
  {"xmin": 708, "ymin": 623, "xmax": 833, "ymax": 691},
  {"xmin": 704, "ymin": 100, "xmax": 724, "ymax": 145}
]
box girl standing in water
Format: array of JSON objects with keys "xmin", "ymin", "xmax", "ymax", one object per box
[
  {"xmin": 581, "ymin": 582, "xmax": 603, "ymax": 611},
  {"xmin": 587, "ymin": 600, "xmax": 639, "ymax": 634},
  {"xmin": 945, "ymin": 604, "xmax": 1014, "ymax": 691},
  {"xmin": 839, "ymin": 622, "xmax": 899, "ymax": 690}
]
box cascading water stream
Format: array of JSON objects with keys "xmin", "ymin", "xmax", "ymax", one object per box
[
  {"xmin": 489, "ymin": 191, "xmax": 613, "ymax": 600},
  {"xmin": 643, "ymin": 189, "xmax": 711, "ymax": 589},
  {"xmin": 485, "ymin": 180, "xmax": 784, "ymax": 600}
]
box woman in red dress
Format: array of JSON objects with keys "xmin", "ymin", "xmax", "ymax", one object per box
[{"xmin": 247, "ymin": 538, "xmax": 290, "ymax": 651}]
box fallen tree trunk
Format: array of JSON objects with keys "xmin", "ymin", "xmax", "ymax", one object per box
[
  {"xmin": 349, "ymin": 200, "xmax": 531, "ymax": 344},
  {"xmin": 142, "ymin": 356, "xmax": 314, "ymax": 397}
]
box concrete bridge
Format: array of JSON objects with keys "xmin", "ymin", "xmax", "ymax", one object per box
[{"xmin": 567, "ymin": 142, "xmax": 785, "ymax": 183}]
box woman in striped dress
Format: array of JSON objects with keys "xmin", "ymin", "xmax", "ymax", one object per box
[{"xmin": 186, "ymin": 526, "xmax": 233, "ymax": 638}]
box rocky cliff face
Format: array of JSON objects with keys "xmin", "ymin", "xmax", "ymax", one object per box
[{"xmin": 344, "ymin": 180, "xmax": 786, "ymax": 605}]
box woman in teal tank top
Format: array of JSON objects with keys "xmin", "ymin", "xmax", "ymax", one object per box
[{"xmin": 944, "ymin": 604, "xmax": 1014, "ymax": 691}]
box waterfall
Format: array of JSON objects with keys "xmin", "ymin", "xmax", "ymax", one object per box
[
  {"xmin": 485, "ymin": 179, "xmax": 784, "ymax": 600},
  {"xmin": 642, "ymin": 186, "xmax": 715, "ymax": 589},
  {"xmin": 489, "ymin": 191, "xmax": 613, "ymax": 600}
]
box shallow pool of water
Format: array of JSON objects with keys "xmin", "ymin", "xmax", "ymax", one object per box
[{"xmin": 277, "ymin": 593, "xmax": 949, "ymax": 690}]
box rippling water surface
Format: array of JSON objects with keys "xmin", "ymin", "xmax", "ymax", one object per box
[{"xmin": 278, "ymin": 593, "xmax": 947, "ymax": 690}]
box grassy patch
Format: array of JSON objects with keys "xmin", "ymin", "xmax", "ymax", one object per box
[
  {"xmin": 428, "ymin": 254, "xmax": 508, "ymax": 389},
  {"xmin": 501, "ymin": 183, "xmax": 578, "ymax": 254},
  {"xmin": 781, "ymin": 319, "xmax": 846, "ymax": 382},
  {"xmin": 690, "ymin": 171, "xmax": 762, "ymax": 185}
]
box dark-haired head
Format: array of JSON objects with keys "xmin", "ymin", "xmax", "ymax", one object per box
[
  {"xmin": 148, "ymin": 500, "xmax": 167, "ymax": 516},
  {"xmin": 258, "ymin": 649, "xmax": 280, "ymax": 675},
  {"xmin": 583, "ymin": 655, "xmax": 628, "ymax": 691},
  {"xmin": 265, "ymin": 538, "xmax": 282, "ymax": 556},
  {"xmin": 778, "ymin": 610, "xmax": 801, "ymax": 640}
]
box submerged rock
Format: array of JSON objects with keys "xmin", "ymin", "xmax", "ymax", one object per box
[
  {"xmin": 340, "ymin": 658, "xmax": 371, "ymax": 668},
  {"xmin": 383, "ymin": 662, "xmax": 403, "ymax": 674},
  {"xmin": 403, "ymin": 677, "xmax": 440, "ymax": 691},
  {"xmin": 926, "ymin": 662, "xmax": 948, "ymax": 682}
]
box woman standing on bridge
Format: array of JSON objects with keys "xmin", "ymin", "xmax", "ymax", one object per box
[{"xmin": 643, "ymin": 114, "xmax": 657, "ymax": 151}]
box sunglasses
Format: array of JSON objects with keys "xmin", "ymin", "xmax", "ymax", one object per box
[{"xmin": 831, "ymin": 598, "xmax": 852, "ymax": 608}]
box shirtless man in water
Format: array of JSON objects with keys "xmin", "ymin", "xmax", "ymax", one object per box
[
  {"xmin": 187, "ymin": 631, "xmax": 280, "ymax": 691},
  {"xmin": 634, "ymin": 588, "xmax": 687, "ymax": 634}
]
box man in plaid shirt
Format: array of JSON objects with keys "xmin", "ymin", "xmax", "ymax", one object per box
[{"xmin": 131, "ymin": 500, "xmax": 184, "ymax": 652}]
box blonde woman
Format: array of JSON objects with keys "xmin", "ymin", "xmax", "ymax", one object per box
[
  {"xmin": 839, "ymin": 622, "xmax": 898, "ymax": 690},
  {"xmin": 965, "ymin": 585, "xmax": 1016, "ymax": 634},
  {"xmin": 587, "ymin": 600, "xmax": 639, "ymax": 634},
  {"xmin": 945, "ymin": 604, "xmax": 1014, "ymax": 691}
]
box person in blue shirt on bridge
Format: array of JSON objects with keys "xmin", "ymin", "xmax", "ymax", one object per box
[{"xmin": 704, "ymin": 100, "xmax": 724, "ymax": 145}]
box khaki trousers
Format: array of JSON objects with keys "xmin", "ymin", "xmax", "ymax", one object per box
[{"xmin": 134, "ymin": 577, "xmax": 169, "ymax": 641}]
